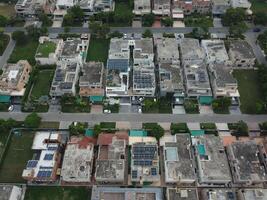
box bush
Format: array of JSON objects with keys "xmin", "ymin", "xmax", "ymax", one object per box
[
  {"xmin": 184, "ymin": 99, "xmax": 199, "ymax": 114},
  {"xmin": 12, "ymin": 31, "xmax": 28, "ymax": 45},
  {"xmin": 69, "ymin": 122, "xmax": 87, "ymax": 135},
  {"xmin": 161, "ymin": 17, "xmax": 173, "ymax": 27},
  {"xmin": 142, "ymin": 29, "xmax": 153, "ymax": 38},
  {"xmin": 142, "ymin": 13, "xmax": 155, "ymax": 27},
  {"xmin": 170, "ymin": 123, "xmax": 189, "ymax": 134},
  {"xmin": 212, "ymin": 97, "xmax": 231, "ymax": 113},
  {"xmin": 24, "ymin": 112, "xmax": 41, "ymax": 128},
  {"xmin": 231, "ymin": 120, "xmax": 248, "ymax": 136},
  {"xmin": 143, "ymin": 123, "xmax": 164, "ymax": 140}
]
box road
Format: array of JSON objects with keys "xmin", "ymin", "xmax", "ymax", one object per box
[
  {"xmin": 1, "ymin": 112, "xmax": 267, "ymax": 123},
  {"xmin": 4, "ymin": 26, "xmax": 229, "ymax": 34},
  {"xmin": 0, "ymin": 35, "xmax": 16, "ymax": 69}
]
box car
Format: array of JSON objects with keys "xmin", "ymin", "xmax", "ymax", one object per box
[
  {"xmin": 253, "ymin": 28, "xmax": 261, "ymax": 32},
  {"xmin": 103, "ymin": 109, "xmax": 111, "ymax": 114},
  {"xmin": 8, "ymin": 105, "xmax": 14, "ymax": 112},
  {"xmin": 138, "ymin": 107, "xmax": 142, "ymax": 113}
]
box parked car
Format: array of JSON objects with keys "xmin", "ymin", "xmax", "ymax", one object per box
[
  {"xmin": 253, "ymin": 28, "xmax": 261, "ymax": 32},
  {"xmin": 8, "ymin": 105, "xmax": 14, "ymax": 112},
  {"xmin": 103, "ymin": 109, "xmax": 111, "ymax": 114}
]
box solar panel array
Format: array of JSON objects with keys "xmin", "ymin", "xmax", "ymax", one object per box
[
  {"xmin": 37, "ymin": 170, "xmax": 52, "ymax": 178},
  {"xmin": 44, "ymin": 154, "xmax": 54, "ymax": 160},
  {"xmin": 47, "ymin": 146, "xmax": 58, "ymax": 151},
  {"xmin": 151, "ymin": 168, "xmax": 157, "ymax": 176},
  {"xmin": 27, "ymin": 160, "xmax": 38, "ymax": 168},
  {"xmin": 132, "ymin": 170, "xmax": 138, "ymax": 179},
  {"xmin": 133, "ymin": 160, "xmax": 152, "ymax": 166},
  {"xmin": 132, "ymin": 145, "xmax": 157, "ymax": 165},
  {"xmin": 134, "ymin": 74, "xmax": 153, "ymax": 88},
  {"xmin": 39, "ymin": 166, "xmax": 53, "ymax": 170}
]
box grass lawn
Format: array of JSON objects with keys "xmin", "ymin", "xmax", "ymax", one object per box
[
  {"xmin": 39, "ymin": 121, "xmax": 60, "ymax": 129},
  {"xmin": 250, "ymin": 0, "xmax": 267, "ymax": 13},
  {"xmin": 184, "ymin": 99, "xmax": 199, "ymax": 114},
  {"xmin": 0, "ymin": 34, "xmax": 10, "ymax": 55},
  {"xmin": 0, "ymin": 130, "xmax": 10, "ymax": 161},
  {"xmin": 0, "ymin": 131, "xmax": 34, "ymax": 183},
  {"xmin": 233, "ymin": 69, "xmax": 263, "ymax": 114},
  {"xmin": 24, "ymin": 186, "xmax": 91, "ymax": 200},
  {"xmin": 184, "ymin": 15, "xmax": 213, "ymax": 28},
  {"xmin": 170, "ymin": 123, "xmax": 189, "ymax": 134},
  {"xmin": 86, "ymin": 38, "xmax": 109, "ymax": 65},
  {"xmin": 142, "ymin": 97, "xmax": 172, "ymax": 114},
  {"xmin": 35, "ymin": 42, "xmax": 56, "ymax": 58},
  {"xmin": 100, "ymin": 122, "xmax": 116, "ymax": 129},
  {"xmin": 8, "ymin": 39, "xmax": 38, "ymax": 66},
  {"xmin": 61, "ymin": 97, "xmax": 91, "ymax": 113},
  {"xmin": 0, "ymin": 4, "xmax": 16, "ymax": 19},
  {"xmin": 110, "ymin": 1, "xmax": 132, "ymax": 27},
  {"xmin": 30, "ymin": 70, "xmax": 55, "ymax": 99},
  {"xmin": 104, "ymin": 104, "xmax": 119, "ymax": 113}
]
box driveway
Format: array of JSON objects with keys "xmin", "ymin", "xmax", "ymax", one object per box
[
  {"xmin": 120, "ymin": 105, "xmax": 131, "ymax": 113},
  {"xmin": 91, "ymin": 105, "xmax": 103, "ymax": 114},
  {"xmin": 0, "ymin": 36, "xmax": 15, "ymax": 69},
  {"xmin": 199, "ymin": 105, "xmax": 213, "ymax": 114},
  {"xmin": 213, "ymin": 18, "xmax": 222, "ymax": 28},
  {"xmin": 229, "ymin": 106, "xmax": 241, "ymax": 115},
  {"xmin": 172, "ymin": 105, "xmax": 185, "ymax": 114}
]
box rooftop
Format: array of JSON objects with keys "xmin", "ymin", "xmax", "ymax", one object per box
[
  {"xmin": 108, "ymin": 38, "xmax": 130, "ymax": 60},
  {"xmin": 229, "ymin": 40, "xmax": 255, "ymax": 59},
  {"xmin": 155, "ymin": 37, "xmax": 179, "ymax": 63},
  {"xmin": 161, "ymin": 134, "xmax": 196, "ymax": 183},
  {"xmin": 239, "ymin": 189, "xmax": 267, "ymax": 200},
  {"xmin": 201, "ymin": 188, "xmax": 237, "ymax": 200},
  {"xmin": 0, "ymin": 185, "xmax": 23, "ymax": 200},
  {"xmin": 79, "ymin": 62, "xmax": 104, "ymax": 86},
  {"xmin": 61, "ymin": 137, "xmax": 94, "ymax": 183},
  {"xmin": 133, "ymin": 63, "xmax": 155, "ymax": 90},
  {"xmin": 192, "ymin": 135, "xmax": 232, "ymax": 184},
  {"xmin": 201, "ymin": 40, "xmax": 229, "ymax": 64},
  {"xmin": 209, "ymin": 64, "xmax": 237, "ymax": 87},
  {"xmin": 227, "ymin": 140, "xmax": 267, "ymax": 183},
  {"xmin": 167, "ymin": 188, "xmax": 199, "ymax": 200},
  {"xmin": 91, "ymin": 186, "xmax": 163, "ymax": 200},
  {"xmin": 134, "ymin": 38, "xmax": 154, "ymax": 59}
]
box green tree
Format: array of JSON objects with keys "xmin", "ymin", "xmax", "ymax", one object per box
[
  {"xmin": 69, "ymin": 122, "xmax": 87, "ymax": 135},
  {"xmin": 161, "ymin": 17, "xmax": 173, "ymax": 27},
  {"xmin": 212, "ymin": 97, "xmax": 231, "ymax": 112},
  {"xmin": 222, "ymin": 8, "xmax": 246, "ymax": 26},
  {"xmin": 93, "ymin": 124, "xmax": 102, "ymax": 137},
  {"xmin": 90, "ymin": 22, "xmax": 110, "ymax": 38},
  {"xmin": 142, "ymin": 13, "xmax": 155, "ymax": 27},
  {"xmin": 0, "ymin": 15, "xmax": 8, "ymax": 27},
  {"xmin": 24, "ymin": 112, "xmax": 41, "ymax": 128},
  {"xmin": 236, "ymin": 120, "xmax": 248, "ymax": 135},
  {"xmin": 142, "ymin": 29, "xmax": 153, "ymax": 38},
  {"xmin": 253, "ymin": 12, "xmax": 267, "ymax": 25},
  {"xmin": 38, "ymin": 13, "xmax": 52, "ymax": 27},
  {"xmin": 109, "ymin": 31, "xmax": 123, "ymax": 38},
  {"xmin": 149, "ymin": 125, "xmax": 164, "ymax": 140},
  {"xmin": 261, "ymin": 122, "xmax": 267, "ymax": 130},
  {"xmin": 12, "ymin": 30, "xmax": 28, "ymax": 45}
]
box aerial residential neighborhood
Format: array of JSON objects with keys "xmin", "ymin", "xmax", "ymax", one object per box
[{"xmin": 0, "ymin": 0, "xmax": 267, "ymax": 199}]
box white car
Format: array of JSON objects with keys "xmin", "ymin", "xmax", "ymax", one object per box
[
  {"xmin": 8, "ymin": 105, "xmax": 14, "ymax": 112},
  {"xmin": 103, "ymin": 109, "xmax": 111, "ymax": 114}
]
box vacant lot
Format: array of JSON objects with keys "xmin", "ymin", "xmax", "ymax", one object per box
[
  {"xmin": 111, "ymin": 1, "xmax": 133, "ymax": 26},
  {"xmin": 251, "ymin": 0, "xmax": 267, "ymax": 13},
  {"xmin": 30, "ymin": 70, "xmax": 55, "ymax": 99},
  {"xmin": 0, "ymin": 4, "xmax": 15, "ymax": 19},
  {"xmin": 36, "ymin": 42, "xmax": 56, "ymax": 58},
  {"xmin": 0, "ymin": 131, "xmax": 34, "ymax": 183},
  {"xmin": 8, "ymin": 40, "xmax": 38, "ymax": 65},
  {"xmin": 24, "ymin": 186, "xmax": 91, "ymax": 200},
  {"xmin": 233, "ymin": 70, "xmax": 263, "ymax": 114},
  {"xmin": 0, "ymin": 131, "xmax": 10, "ymax": 161},
  {"xmin": 86, "ymin": 38, "xmax": 109, "ymax": 65},
  {"xmin": 184, "ymin": 14, "xmax": 213, "ymax": 29}
]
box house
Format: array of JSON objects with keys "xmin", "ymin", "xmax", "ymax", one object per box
[
  {"xmin": 131, "ymin": 140, "xmax": 160, "ymax": 184},
  {"xmin": 91, "ymin": 186, "xmax": 163, "ymax": 200},
  {"xmin": 15, "ymin": 0, "xmax": 47, "ymax": 17},
  {"xmin": 94, "ymin": 0, "xmax": 114, "ymax": 12},
  {"xmin": 160, "ymin": 134, "xmax": 196, "ymax": 184},
  {"xmin": 22, "ymin": 131, "xmax": 66, "ymax": 183},
  {"xmin": 211, "ymin": 0, "xmax": 230, "ymax": 15},
  {"xmin": 180, "ymin": 38, "xmax": 206, "ymax": 66},
  {"xmin": 201, "ymin": 188, "xmax": 237, "ymax": 200},
  {"xmin": 238, "ymin": 189, "xmax": 267, "ymax": 200},
  {"xmin": 228, "ymin": 40, "xmax": 256, "ymax": 68},
  {"xmin": 133, "ymin": 0, "xmax": 151, "ymax": 15},
  {"xmin": 133, "ymin": 38, "xmax": 154, "ymax": 64},
  {"xmin": 184, "ymin": 63, "xmax": 213, "ymax": 104},
  {"xmin": 191, "ymin": 134, "xmax": 232, "ymax": 186},
  {"xmin": 172, "ymin": 0, "xmax": 211, "ymax": 15},
  {"xmin": 167, "ymin": 188, "xmax": 199, "ymax": 200},
  {"xmin": 106, "ymin": 38, "xmax": 130, "ymax": 97},
  {"xmin": 35, "ymin": 36, "xmax": 64, "ymax": 65},
  {"xmin": 0, "ymin": 185, "xmax": 24, "ymax": 200},
  {"xmin": 50, "ymin": 61, "xmax": 81, "ymax": 96},
  {"xmin": 95, "ymin": 135, "xmax": 127, "ymax": 184},
  {"xmin": 226, "ymin": 141, "xmax": 267, "ymax": 185},
  {"xmin": 152, "ymin": 0, "xmax": 171, "ymax": 16},
  {"xmin": 58, "ymin": 34, "xmax": 90, "ymax": 63},
  {"xmin": 208, "ymin": 64, "xmax": 239, "ymax": 98},
  {"xmin": 201, "ymin": 40, "xmax": 229, "ymax": 64},
  {"xmin": 0, "ymin": 60, "xmax": 32, "ymax": 97},
  {"xmin": 192, "ymin": 0, "xmax": 211, "ymax": 14},
  {"xmin": 61, "ymin": 136, "xmax": 94, "ymax": 184},
  {"xmin": 79, "ymin": 62, "xmax": 105, "ymax": 101}
]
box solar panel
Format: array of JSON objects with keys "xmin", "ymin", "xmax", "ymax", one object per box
[
  {"xmin": 151, "ymin": 168, "xmax": 157, "ymax": 176},
  {"xmin": 40, "ymin": 166, "xmax": 53, "ymax": 169},
  {"xmin": 44, "ymin": 154, "xmax": 54, "ymax": 160},
  {"xmin": 132, "ymin": 170, "xmax": 137, "ymax": 179},
  {"xmin": 27, "ymin": 160, "xmax": 38, "ymax": 168}
]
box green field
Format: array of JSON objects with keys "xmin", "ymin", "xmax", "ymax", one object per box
[
  {"xmin": 8, "ymin": 40, "xmax": 38, "ymax": 65},
  {"xmin": 36, "ymin": 42, "xmax": 56, "ymax": 58},
  {"xmin": 0, "ymin": 130, "xmax": 10, "ymax": 161},
  {"xmin": 233, "ymin": 69, "xmax": 263, "ymax": 114},
  {"xmin": 24, "ymin": 186, "xmax": 91, "ymax": 200},
  {"xmin": 251, "ymin": 0, "xmax": 267, "ymax": 13},
  {"xmin": 0, "ymin": 4, "xmax": 16, "ymax": 19},
  {"xmin": 0, "ymin": 131, "xmax": 34, "ymax": 183},
  {"xmin": 86, "ymin": 38, "xmax": 109, "ymax": 65},
  {"xmin": 111, "ymin": 1, "xmax": 133, "ymax": 26},
  {"xmin": 30, "ymin": 70, "xmax": 55, "ymax": 99},
  {"xmin": 0, "ymin": 34, "xmax": 10, "ymax": 55},
  {"xmin": 184, "ymin": 14, "xmax": 213, "ymax": 29}
]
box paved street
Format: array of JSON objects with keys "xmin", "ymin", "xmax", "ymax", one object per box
[
  {"xmin": 1, "ymin": 112, "xmax": 267, "ymax": 123},
  {"xmin": 0, "ymin": 35, "xmax": 16, "ymax": 69}
]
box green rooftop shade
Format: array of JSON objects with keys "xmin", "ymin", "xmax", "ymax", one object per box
[
  {"xmin": 129, "ymin": 130, "xmax": 147, "ymax": 137},
  {"xmin": 0, "ymin": 95, "xmax": 11, "ymax": 103},
  {"xmin": 89, "ymin": 96, "xmax": 103, "ymax": 102},
  {"xmin": 197, "ymin": 144, "xmax": 206, "ymax": 155},
  {"xmin": 190, "ymin": 130, "xmax": 205, "ymax": 136},
  {"xmin": 199, "ymin": 96, "xmax": 213, "ymax": 105},
  {"xmin": 85, "ymin": 129, "xmax": 94, "ymax": 137}
]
